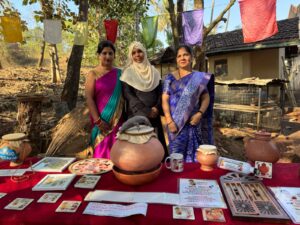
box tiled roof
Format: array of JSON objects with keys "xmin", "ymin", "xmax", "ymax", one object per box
[{"xmin": 205, "ymin": 17, "xmax": 300, "ymax": 55}]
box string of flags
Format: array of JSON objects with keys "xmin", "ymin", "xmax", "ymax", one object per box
[{"xmin": 0, "ymin": 0, "xmax": 278, "ymax": 46}]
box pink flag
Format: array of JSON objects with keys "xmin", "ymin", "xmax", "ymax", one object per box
[
  {"xmin": 239, "ymin": 0, "xmax": 278, "ymax": 43},
  {"xmin": 104, "ymin": 19, "xmax": 118, "ymax": 44}
]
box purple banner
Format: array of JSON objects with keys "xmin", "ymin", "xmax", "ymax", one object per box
[{"xmin": 182, "ymin": 9, "xmax": 204, "ymax": 46}]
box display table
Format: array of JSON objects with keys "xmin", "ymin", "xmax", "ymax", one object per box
[{"xmin": 0, "ymin": 158, "xmax": 299, "ymax": 225}]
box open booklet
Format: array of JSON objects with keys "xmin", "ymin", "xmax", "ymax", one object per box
[
  {"xmin": 179, "ymin": 179, "xmax": 227, "ymax": 208},
  {"xmin": 269, "ymin": 187, "xmax": 300, "ymax": 224}
]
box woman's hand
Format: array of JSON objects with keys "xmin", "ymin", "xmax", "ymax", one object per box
[
  {"xmin": 190, "ymin": 112, "xmax": 202, "ymax": 126},
  {"xmin": 168, "ymin": 121, "xmax": 178, "ymax": 133},
  {"xmin": 148, "ymin": 107, "xmax": 159, "ymax": 118}
]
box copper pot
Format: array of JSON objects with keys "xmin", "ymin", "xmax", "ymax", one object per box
[{"xmin": 244, "ymin": 131, "xmax": 280, "ymax": 163}]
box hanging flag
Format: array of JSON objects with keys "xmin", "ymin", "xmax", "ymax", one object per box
[
  {"xmin": 182, "ymin": 9, "xmax": 204, "ymax": 46},
  {"xmin": 44, "ymin": 19, "xmax": 62, "ymax": 44},
  {"xmin": 0, "ymin": 16, "xmax": 23, "ymax": 43},
  {"xmin": 142, "ymin": 16, "xmax": 158, "ymax": 48},
  {"xmin": 104, "ymin": 19, "xmax": 118, "ymax": 44},
  {"xmin": 239, "ymin": 0, "xmax": 278, "ymax": 43},
  {"xmin": 74, "ymin": 22, "xmax": 88, "ymax": 46}
]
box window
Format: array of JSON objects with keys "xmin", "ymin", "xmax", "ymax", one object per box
[{"xmin": 214, "ymin": 59, "xmax": 228, "ymax": 77}]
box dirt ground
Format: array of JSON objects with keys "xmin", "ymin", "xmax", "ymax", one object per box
[{"xmin": 0, "ymin": 65, "xmax": 300, "ymax": 163}]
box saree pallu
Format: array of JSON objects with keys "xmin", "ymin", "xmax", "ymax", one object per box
[
  {"xmin": 163, "ymin": 71, "xmax": 213, "ymax": 162},
  {"xmin": 90, "ymin": 68, "xmax": 123, "ymax": 159}
]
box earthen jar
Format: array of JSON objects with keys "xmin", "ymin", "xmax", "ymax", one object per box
[
  {"xmin": 0, "ymin": 133, "xmax": 32, "ymax": 167},
  {"xmin": 110, "ymin": 125, "xmax": 164, "ymax": 172},
  {"xmin": 244, "ymin": 131, "xmax": 280, "ymax": 163},
  {"xmin": 196, "ymin": 145, "xmax": 218, "ymax": 171}
]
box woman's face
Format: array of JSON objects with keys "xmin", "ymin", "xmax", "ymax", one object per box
[
  {"xmin": 176, "ymin": 47, "xmax": 192, "ymax": 69},
  {"xmin": 132, "ymin": 47, "xmax": 145, "ymax": 63},
  {"xmin": 99, "ymin": 47, "xmax": 115, "ymax": 67}
]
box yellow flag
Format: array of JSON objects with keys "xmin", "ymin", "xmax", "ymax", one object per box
[
  {"xmin": 74, "ymin": 22, "xmax": 88, "ymax": 46},
  {"xmin": 0, "ymin": 16, "xmax": 23, "ymax": 43}
]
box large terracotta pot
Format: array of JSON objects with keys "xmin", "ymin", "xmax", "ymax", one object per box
[
  {"xmin": 111, "ymin": 137, "xmax": 164, "ymax": 172},
  {"xmin": 0, "ymin": 133, "xmax": 32, "ymax": 167},
  {"xmin": 244, "ymin": 131, "xmax": 280, "ymax": 163},
  {"xmin": 110, "ymin": 116, "xmax": 165, "ymax": 185}
]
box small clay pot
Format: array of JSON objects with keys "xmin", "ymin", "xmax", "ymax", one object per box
[
  {"xmin": 196, "ymin": 145, "xmax": 218, "ymax": 171},
  {"xmin": 244, "ymin": 131, "xmax": 280, "ymax": 163}
]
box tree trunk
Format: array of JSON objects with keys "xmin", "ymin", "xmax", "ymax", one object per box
[
  {"xmin": 54, "ymin": 44, "xmax": 61, "ymax": 82},
  {"xmin": 61, "ymin": 0, "xmax": 88, "ymax": 111},
  {"xmin": 0, "ymin": 60, "xmax": 2, "ymax": 69},
  {"xmin": 37, "ymin": 41, "xmax": 46, "ymax": 68},
  {"xmin": 49, "ymin": 44, "xmax": 57, "ymax": 83},
  {"xmin": 166, "ymin": 0, "xmax": 179, "ymax": 49},
  {"xmin": 16, "ymin": 95, "xmax": 44, "ymax": 154}
]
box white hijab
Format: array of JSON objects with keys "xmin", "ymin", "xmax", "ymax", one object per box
[{"xmin": 120, "ymin": 41, "xmax": 161, "ymax": 92}]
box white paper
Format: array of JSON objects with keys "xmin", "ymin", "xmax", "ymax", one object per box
[
  {"xmin": 83, "ymin": 202, "xmax": 147, "ymax": 217},
  {"xmin": 179, "ymin": 179, "xmax": 227, "ymax": 208},
  {"xmin": 44, "ymin": 19, "xmax": 62, "ymax": 44},
  {"xmin": 0, "ymin": 169, "xmax": 26, "ymax": 176},
  {"xmin": 270, "ymin": 187, "xmax": 300, "ymax": 224},
  {"xmin": 84, "ymin": 190, "xmax": 180, "ymax": 205}
]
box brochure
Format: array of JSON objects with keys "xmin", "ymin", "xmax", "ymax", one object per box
[
  {"xmin": 83, "ymin": 202, "xmax": 147, "ymax": 217},
  {"xmin": 270, "ymin": 187, "xmax": 300, "ymax": 224},
  {"xmin": 31, "ymin": 157, "xmax": 76, "ymax": 172},
  {"xmin": 32, "ymin": 174, "xmax": 76, "ymax": 191},
  {"xmin": 179, "ymin": 179, "xmax": 227, "ymax": 208}
]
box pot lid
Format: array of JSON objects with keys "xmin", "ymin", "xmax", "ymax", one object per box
[
  {"xmin": 124, "ymin": 125, "xmax": 154, "ymax": 135},
  {"xmin": 197, "ymin": 144, "xmax": 217, "ymax": 155},
  {"xmin": 2, "ymin": 133, "xmax": 26, "ymax": 141}
]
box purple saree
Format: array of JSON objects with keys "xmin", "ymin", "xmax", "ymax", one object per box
[
  {"xmin": 163, "ymin": 71, "xmax": 212, "ymax": 162},
  {"xmin": 90, "ymin": 68, "xmax": 123, "ymax": 159}
]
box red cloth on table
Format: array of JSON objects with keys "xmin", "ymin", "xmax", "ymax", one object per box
[
  {"xmin": 238, "ymin": 0, "xmax": 278, "ymax": 43},
  {"xmin": 104, "ymin": 19, "xmax": 118, "ymax": 44},
  {"xmin": 0, "ymin": 158, "xmax": 299, "ymax": 225}
]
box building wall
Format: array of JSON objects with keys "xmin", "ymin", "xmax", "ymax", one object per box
[{"xmin": 208, "ymin": 48, "xmax": 279, "ymax": 80}]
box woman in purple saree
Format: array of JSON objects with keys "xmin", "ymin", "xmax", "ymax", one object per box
[
  {"xmin": 85, "ymin": 41, "xmax": 123, "ymax": 158},
  {"xmin": 162, "ymin": 45, "xmax": 214, "ymax": 162}
]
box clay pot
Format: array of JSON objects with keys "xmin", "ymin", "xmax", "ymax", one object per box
[
  {"xmin": 112, "ymin": 164, "xmax": 162, "ymax": 186},
  {"xmin": 0, "ymin": 133, "xmax": 32, "ymax": 167},
  {"xmin": 244, "ymin": 131, "xmax": 280, "ymax": 163},
  {"xmin": 196, "ymin": 145, "xmax": 218, "ymax": 171},
  {"xmin": 110, "ymin": 126, "xmax": 164, "ymax": 172}
]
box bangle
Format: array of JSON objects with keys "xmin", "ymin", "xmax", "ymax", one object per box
[
  {"xmin": 94, "ymin": 117, "xmax": 101, "ymax": 125},
  {"xmin": 198, "ymin": 110, "xmax": 203, "ymax": 115}
]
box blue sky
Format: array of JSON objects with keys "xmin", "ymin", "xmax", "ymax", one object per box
[{"xmin": 10, "ymin": 0, "xmax": 300, "ymax": 45}]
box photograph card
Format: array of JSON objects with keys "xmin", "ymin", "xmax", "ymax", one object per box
[
  {"xmin": 172, "ymin": 206, "xmax": 195, "ymax": 220},
  {"xmin": 32, "ymin": 174, "xmax": 76, "ymax": 191},
  {"xmin": 37, "ymin": 192, "xmax": 62, "ymax": 203},
  {"xmin": 31, "ymin": 157, "xmax": 76, "ymax": 172},
  {"xmin": 4, "ymin": 198, "xmax": 34, "ymax": 210},
  {"xmin": 255, "ymin": 161, "xmax": 272, "ymax": 179},
  {"xmin": 202, "ymin": 208, "xmax": 226, "ymax": 222},
  {"xmin": 55, "ymin": 201, "xmax": 81, "ymax": 213},
  {"xmin": 74, "ymin": 175, "xmax": 101, "ymax": 189}
]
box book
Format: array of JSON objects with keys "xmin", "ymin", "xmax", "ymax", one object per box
[
  {"xmin": 32, "ymin": 174, "xmax": 76, "ymax": 191},
  {"xmin": 31, "ymin": 157, "xmax": 76, "ymax": 172},
  {"xmin": 4, "ymin": 198, "xmax": 34, "ymax": 210},
  {"xmin": 74, "ymin": 175, "xmax": 101, "ymax": 189},
  {"xmin": 37, "ymin": 192, "xmax": 62, "ymax": 203},
  {"xmin": 56, "ymin": 201, "xmax": 81, "ymax": 213}
]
